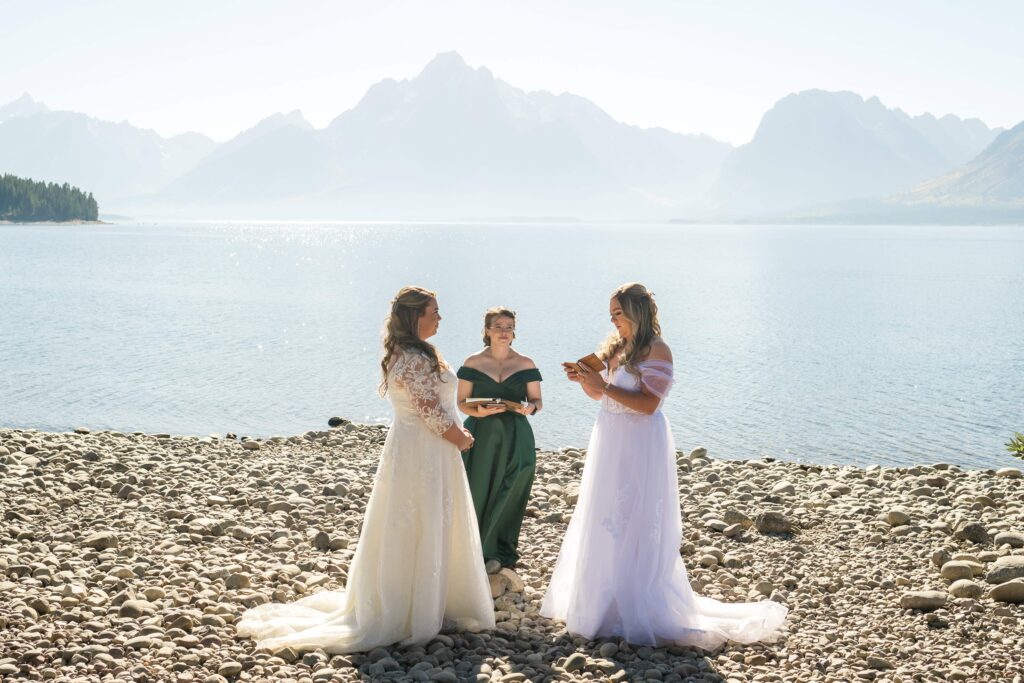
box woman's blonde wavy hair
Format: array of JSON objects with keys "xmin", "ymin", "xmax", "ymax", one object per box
[
  {"xmin": 379, "ymin": 286, "xmax": 445, "ymax": 396},
  {"xmin": 598, "ymin": 282, "xmax": 661, "ymax": 376}
]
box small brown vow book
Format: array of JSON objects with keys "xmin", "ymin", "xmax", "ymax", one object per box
[
  {"xmin": 464, "ymin": 398, "xmax": 522, "ymax": 410},
  {"xmin": 561, "ymin": 353, "xmax": 605, "ymax": 373}
]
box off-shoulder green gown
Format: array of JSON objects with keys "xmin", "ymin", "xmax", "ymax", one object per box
[{"xmin": 457, "ymin": 366, "xmax": 542, "ymax": 567}]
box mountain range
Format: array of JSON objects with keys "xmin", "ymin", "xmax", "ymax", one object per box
[
  {"xmin": 0, "ymin": 94, "xmax": 215, "ymax": 202},
  {"xmin": 1, "ymin": 52, "xmax": 1020, "ymax": 221},
  {"xmin": 899, "ymin": 120, "xmax": 1024, "ymax": 208},
  {"xmin": 152, "ymin": 52, "xmax": 731, "ymax": 219},
  {"xmin": 714, "ymin": 90, "xmax": 1002, "ymax": 216}
]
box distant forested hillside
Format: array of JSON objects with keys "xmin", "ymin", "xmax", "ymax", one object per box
[{"xmin": 0, "ymin": 173, "xmax": 99, "ymax": 221}]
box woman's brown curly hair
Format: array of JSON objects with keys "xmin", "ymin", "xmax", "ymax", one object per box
[{"xmin": 379, "ymin": 286, "xmax": 446, "ymax": 396}]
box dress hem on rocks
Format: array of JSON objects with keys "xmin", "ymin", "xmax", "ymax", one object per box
[
  {"xmin": 236, "ymin": 351, "xmax": 496, "ymax": 654},
  {"xmin": 540, "ymin": 359, "xmax": 787, "ymax": 650}
]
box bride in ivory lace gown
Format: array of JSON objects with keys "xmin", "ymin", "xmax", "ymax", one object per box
[
  {"xmin": 237, "ymin": 287, "xmax": 495, "ymax": 653},
  {"xmin": 541, "ymin": 283, "xmax": 787, "ymax": 650}
]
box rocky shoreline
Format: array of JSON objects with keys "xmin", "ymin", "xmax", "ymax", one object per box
[{"xmin": 1, "ymin": 423, "xmax": 1023, "ymax": 682}]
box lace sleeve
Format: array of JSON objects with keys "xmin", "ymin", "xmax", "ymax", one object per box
[
  {"xmin": 638, "ymin": 360, "xmax": 674, "ymax": 398},
  {"xmin": 392, "ymin": 352, "xmax": 457, "ymax": 436}
]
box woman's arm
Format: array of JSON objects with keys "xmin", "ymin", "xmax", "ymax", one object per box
[
  {"xmin": 601, "ymin": 379, "xmax": 661, "ymax": 415},
  {"xmin": 525, "ymin": 380, "xmax": 543, "ymax": 414},
  {"xmin": 441, "ymin": 422, "xmax": 474, "ymax": 450},
  {"xmin": 393, "ymin": 353, "xmax": 474, "ymax": 450},
  {"xmin": 508, "ymin": 379, "xmax": 544, "ymax": 414},
  {"xmin": 457, "ymin": 378, "xmax": 481, "ymax": 417},
  {"xmin": 579, "ymin": 375, "xmax": 605, "ymax": 401},
  {"xmin": 577, "ymin": 342, "xmax": 673, "ymax": 415},
  {"xmin": 578, "ymin": 365, "xmax": 660, "ymax": 414},
  {"xmin": 565, "ymin": 363, "xmax": 603, "ymax": 401}
]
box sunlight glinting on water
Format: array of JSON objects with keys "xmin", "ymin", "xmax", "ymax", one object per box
[{"xmin": 1, "ymin": 220, "xmax": 1022, "ymax": 469}]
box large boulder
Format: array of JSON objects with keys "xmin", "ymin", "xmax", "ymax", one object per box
[
  {"xmin": 886, "ymin": 509, "xmax": 911, "ymax": 527},
  {"xmin": 754, "ymin": 511, "xmax": 796, "ymax": 534},
  {"xmin": 953, "ymin": 521, "xmax": 990, "ymax": 544},
  {"xmin": 985, "ymin": 556, "xmax": 1024, "ymax": 585},
  {"xmin": 939, "ymin": 561, "xmax": 974, "ymax": 581},
  {"xmin": 488, "ymin": 573, "xmax": 509, "ymax": 599},
  {"xmin": 989, "ymin": 579, "xmax": 1024, "ymax": 604},
  {"xmin": 771, "ymin": 481, "xmax": 796, "ymax": 496},
  {"xmin": 994, "ymin": 532, "xmax": 1024, "ymax": 549},
  {"xmin": 497, "ymin": 568, "xmax": 525, "ymax": 592},
  {"xmin": 899, "ymin": 591, "xmax": 946, "ymax": 611},
  {"xmin": 723, "ymin": 509, "xmax": 753, "ymax": 529},
  {"xmin": 83, "ymin": 531, "xmax": 119, "ymax": 550},
  {"xmin": 948, "ymin": 579, "xmax": 985, "ymax": 599}
]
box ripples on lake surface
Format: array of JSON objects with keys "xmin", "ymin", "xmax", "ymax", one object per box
[{"xmin": 1, "ymin": 221, "xmax": 1022, "ymax": 469}]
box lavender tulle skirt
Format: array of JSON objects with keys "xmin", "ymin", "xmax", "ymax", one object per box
[{"xmin": 541, "ymin": 406, "xmax": 787, "ymax": 649}]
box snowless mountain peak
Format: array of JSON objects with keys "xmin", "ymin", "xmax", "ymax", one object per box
[{"xmin": 0, "ymin": 92, "xmax": 50, "ymax": 121}]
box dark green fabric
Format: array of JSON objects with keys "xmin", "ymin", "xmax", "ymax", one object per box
[{"xmin": 457, "ymin": 366, "xmax": 542, "ymax": 566}]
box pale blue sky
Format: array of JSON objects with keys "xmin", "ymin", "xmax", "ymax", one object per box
[{"xmin": 2, "ymin": 0, "xmax": 1022, "ymax": 144}]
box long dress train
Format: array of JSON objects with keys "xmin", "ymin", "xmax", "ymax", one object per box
[
  {"xmin": 540, "ymin": 359, "xmax": 787, "ymax": 650},
  {"xmin": 236, "ymin": 350, "xmax": 495, "ymax": 653}
]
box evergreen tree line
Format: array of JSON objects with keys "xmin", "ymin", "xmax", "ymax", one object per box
[{"xmin": 0, "ymin": 173, "xmax": 99, "ymax": 221}]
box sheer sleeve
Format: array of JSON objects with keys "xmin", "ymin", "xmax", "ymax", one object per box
[
  {"xmin": 638, "ymin": 359, "xmax": 674, "ymax": 398},
  {"xmin": 391, "ymin": 352, "xmax": 457, "ymax": 436}
]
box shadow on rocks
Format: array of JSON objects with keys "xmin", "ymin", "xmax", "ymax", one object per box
[
  {"xmin": 497, "ymin": 632, "xmax": 729, "ymax": 683},
  {"xmin": 366, "ymin": 630, "xmax": 729, "ymax": 683},
  {"xmin": 342, "ymin": 627, "xmax": 733, "ymax": 683},
  {"xmin": 343, "ymin": 630, "xmax": 493, "ymax": 682}
]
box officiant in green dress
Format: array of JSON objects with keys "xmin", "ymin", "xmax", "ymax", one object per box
[{"xmin": 457, "ymin": 307, "xmax": 543, "ymax": 570}]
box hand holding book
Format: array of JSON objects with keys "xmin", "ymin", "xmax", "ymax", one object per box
[
  {"xmin": 562, "ymin": 353, "xmax": 605, "ymax": 375},
  {"xmin": 463, "ymin": 397, "xmax": 515, "ymax": 417},
  {"xmin": 563, "ymin": 353, "xmax": 607, "ymax": 395}
]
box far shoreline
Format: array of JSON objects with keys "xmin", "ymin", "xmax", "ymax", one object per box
[{"xmin": 0, "ymin": 219, "xmax": 110, "ymax": 225}]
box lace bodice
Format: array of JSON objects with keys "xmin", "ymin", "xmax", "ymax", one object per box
[
  {"xmin": 600, "ymin": 359, "xmax": 674, "ymax": 415},
  {"xmin": 237, "ymin": 348, "xmax": 495, "ymax": 655},
  {"xmin": 389, "ymin": 350, "xmax": 458, "ymax": 435}
]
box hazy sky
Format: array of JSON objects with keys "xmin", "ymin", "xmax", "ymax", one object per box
[{"xmin": 3, "ymin": 0, "xmax": 1022, "ymax": 144}]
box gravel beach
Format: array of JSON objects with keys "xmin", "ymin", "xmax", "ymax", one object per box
[{"xmin": 2, "ymin": 423, "xmax": 1023, "ymax": 682}]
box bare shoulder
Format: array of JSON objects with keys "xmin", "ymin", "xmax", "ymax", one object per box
[
  {"xmin": 462, "ymin": 350, "xmax": 489, "ymax": 368},
  {"xmin": 645, "ymin": 338, "xmax": 673, "ymax": 363},
  {"xmin": 514, "ymin": 352, "xmax": 537, "ymax": 370}
]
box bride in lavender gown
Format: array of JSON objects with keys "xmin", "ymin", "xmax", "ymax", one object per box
[{"xmin": 541, "ymin": 283, "xmax": 787, "ymax": 649}]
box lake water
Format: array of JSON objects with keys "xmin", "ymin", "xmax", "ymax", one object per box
[{"xmin": 1, "ymin": 221, "xmax": 1022, "ymax": 469}]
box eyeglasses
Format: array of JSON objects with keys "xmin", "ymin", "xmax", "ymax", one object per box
[{"xmin": 488, "ymin": 325, "xmax": 515, "ymax": 332}]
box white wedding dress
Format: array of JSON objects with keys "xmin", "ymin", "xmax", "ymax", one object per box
[
  {"xmin": 236, "ymin": 350, "xmax": 495, "ymax": 653},
  {"xmin": 541, "ymin": 360, "xmax": 787, "ymax": 649}
]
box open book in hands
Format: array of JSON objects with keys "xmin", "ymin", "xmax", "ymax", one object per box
[
  {"xmin": 561, "ymin": 353, "xmax": 606, "ymax": 374},
  {"xmin": 463, "ymin": 397, "xmax": 523, "ymax": 411}
]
